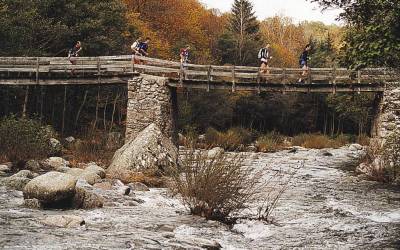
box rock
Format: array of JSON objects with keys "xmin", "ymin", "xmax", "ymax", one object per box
[
  {"xmin": 79, "ymin": 172, "xmax": 101, "ymax": 185},
  {"xmin": 106, "ymin": 132, "xmax": 124, "ymax": 149},
  {"xmin": 25, "ymin": 160, "xmax": 42, "ymax": 172},
  {"xmin": 198, "ymin": 134, "xmax": 206, "ymax": 142},
  {"xmin": 56, "ymin": 166, "xmax": 72, "ymax": 173},
  {"xmin": 246, "ymin": 145, "xmax": 257, "ymax": 152},
  {"xmin": 128, "ymin": 182, "xmax": 150, "ymax": 192},
  {"xmin": 49, "ymin": 138, "xmax": 63, "ymax": 156},
  {"xmin": 66, "ymin": 168, "xmax": 101, "ymax": 185},
  {"xmin": 13, "ymin": 170, "xmax": 37, "ymax": 179},
  {"xmin": 0, "ymin": 171, "xmax": 7, "ymax": 177},
  {"xmin": 24, "ymin": 198, "xmax": 43, "ymax": 209},
  {"xmin": 178, "ymin": 133, "xmax": 186, "ymax": 143},
  {"xmin": 23, "ymin": 172, "xmax": 77, "ymax": 206},
  {"xmin": 66, "ymin": 168, "xmax": 85, "ymax": 177},
  {"xmin": 207, "ymin": 147, "xmax": 225, "ymax": 158},
  {"xmin": 0, "ymin": 176, "xmax": 31, "ymax": 191},
  {"xmin": 42, "ymin": 157, "xmax": 70, "ymax": 170},
  {"xmin": 40, "ymin": 215, "xmax": 85, "ymax": 228},
  {"xmin": 107, "ymin": 124, "xmax": 178, "ymax": 183},
  {"xmin": 65, "ymin": 136, "xmax": 76, "ymax": 144},
  {"xmin": 84, "ymin": 163, "xmax": 106, "ymax": 178},
  {"xmin": 319, "ymin": 149, "xmax": 333, "ymax": 157},
  {"xmin": 179, "ymin": 238, "xmax": 221, "ymax": 250},
  {"xmin": 349, "ymin": 144, "xmax": 363, "ymax": 151},
  {"xmin": 72, "ymin": 179, "xmax": 104, "ymax": 209},
  {"xmin": 0, "ymin": 164, "xmax": 11, "ymax": 173},
  {"xmin": 93, "ymin": 181, "xmax": 113, "ymax": 190},
  {"xmin": 116, "ymin": 185, "xmax": 131, "ymax": 196}
]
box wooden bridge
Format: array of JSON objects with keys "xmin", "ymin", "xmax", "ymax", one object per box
[{"xmin": 0, "ymin": 55, "xmax": 396, "ymax": 93}]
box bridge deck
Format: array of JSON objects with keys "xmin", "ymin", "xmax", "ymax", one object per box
[{"xmin": 0, "ymin": 55, "xmax": 396, "ymax": 92}]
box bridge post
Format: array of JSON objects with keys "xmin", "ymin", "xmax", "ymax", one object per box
[
  {"xmin": 371, "ymin": 83, "xmax": 400, "ymax": 140},
  {"xmin": 126, "ymin": 74, "xmax": 178, "ymax": 144}
]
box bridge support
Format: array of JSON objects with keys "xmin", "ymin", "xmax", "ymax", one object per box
[
  {"xmin": 372, "ymin": 83, "xmax": 400, "ymax": 140},
  {"xmin": 126, "ymin": 74, "xmax": 177, "ymax": 143}
]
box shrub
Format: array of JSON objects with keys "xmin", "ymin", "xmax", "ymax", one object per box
[
  {"xmin": 382, "ymin": 132, "xmax": 400, "ymax": 182},
  {"xmin": 356, "ymin": 134, "xmax": 370, "ymax": 146},
  {"xmin": 256, "ymin": 131, "xmax": 286, "ymax": 152},
  {"xmin": 292, "ymin": 133, "xmax": 349, "ymax": 149},
  {"xmin": 170, "ymin": 150, "xmax": 262, "ymax": 222},
  {"xmin": 0, "ymin": 115, "xmax": 56, "ymax": 162},
  {"xmin": 205, "ymin": 127, "xmax": 253, "ymax": 151}
]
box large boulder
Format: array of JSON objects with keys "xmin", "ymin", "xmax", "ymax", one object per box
[
  {"xmin": 72, "ymin": 179, "xmax": 104, "ymax": 209},
  {"xmin": 107, "ymin": 124, "xmax": 178, "ymax": 183},
  {"xmin": 25, "ymin": 160, "xmax": 42, "ymax": 172},
  {"xmin": 23, "ymin": 172, "xmax": 77, "ymax": 206},
  {"xmin": 84, "ymin": 163, "xmax": 106, "ymax": 179}
]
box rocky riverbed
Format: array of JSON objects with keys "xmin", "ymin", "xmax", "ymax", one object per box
[{"xmin": 1, "ymin": 146, "xmax": 399, "ymax": 249}]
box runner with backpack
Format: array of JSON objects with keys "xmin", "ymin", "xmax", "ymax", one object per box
[
  {"xmin": 180, "ymin": 45, "xmax": 190, "ymax": 65},
  {"xmin": 131, "ymin": 37, "xmax": 142, "ymax": 64},
  {"xmin": 298, "ymin": 44, "xmax": 311, "ymax": 83},
  {"xmin": 258, "ymin": 43, "xmax": 273, "ymax": 74}
]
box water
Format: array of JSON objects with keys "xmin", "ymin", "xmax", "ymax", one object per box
[{"xmin": 0, "ymin": 146, "xmax": 399, "ymax": 249}]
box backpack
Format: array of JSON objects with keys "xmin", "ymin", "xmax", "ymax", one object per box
[
  {"xmin": 257, "ymin": 48, "xmax": 264, "ymax": 59},
  {"xmin": 131, "ymin": 41, "xmax": 139, "ymax": 51}
]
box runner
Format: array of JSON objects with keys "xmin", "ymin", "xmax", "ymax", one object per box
[
  {"xmin": 258, "ymin": 43, "xmax": 272, "ymax": 74},
  {"xmin": 298, "ymin": 44, "xmax": 311, "ymax": 83},
  {"xmin": 180, "ymin": 45, "xmax": 191, "ymax": 65},
  {"xmin": 68, "ymin": 41, "xmax": 82, "ymax": 75}
]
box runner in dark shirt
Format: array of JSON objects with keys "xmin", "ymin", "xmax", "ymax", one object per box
[
  {"xmin": 68, "ymin": 41, "xmax": 82, "ymax": 75},
  {"xmin": 138, "ymin": 37, "xmax": 150, "ymax": 57},
  {"xmin": 299, "ymin": 44, "xmax": 311, "ymax": 83}
]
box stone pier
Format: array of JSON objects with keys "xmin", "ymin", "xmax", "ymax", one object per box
[
  {"xmin": 126, "ymin": 75, "xmax": 178, "ymax": 143},
  {"xmin": 372, "ymin": 83, "xmax": 400, "ymax": 140}
]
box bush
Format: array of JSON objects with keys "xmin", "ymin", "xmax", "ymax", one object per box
[
  {"xmin": 205, "ymin": 127, "xmax": 253, "ymax": 151},
  {"xmin": 256, "ymin": 131, "xmax": 286, "ymax": 152},
  {"xmin": 382, "ymin": 132, "xmax": 400, "ymax": 182},
  {"xmin": 292, "ymin": 133, "xmax": 350, "ymax": 149},
  {"xmin": 356, "ymin": 134, "xmax": 370, "ymax": 146},
  {"xmin": 170, "ymin": 150, "xmax": 261, "ymax": 222},
  {"xmin": 0, "ymin": 115, "xmax": 56, "ymax": 162}
]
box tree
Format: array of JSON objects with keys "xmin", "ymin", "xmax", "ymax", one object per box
[
  {"xmin": 0, "ymin": 0, "xmax": 133, "ymax": 57},
  {"xmin": 228, "ymin": 0, "xmax": 261, "ymax": 65},
  {"xmin": 311, "ymin": 0, "xmax": 400, "ymax": 69}
]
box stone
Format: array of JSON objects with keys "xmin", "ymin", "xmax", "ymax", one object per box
[
  {"xmin": 116, "ymin": 185, "xmax": 131, "ymax": 196},
  {"xmin": 84, "ymin": 163, "xmax": 106, "ymax": 178},
  {"xmin": 0, "ymin": 164, "xmax": 11, "ymax": 172},
  {"xmin": 56, "ymin": 166, "xmax": 72, "ymax": 173},
  {"xmin": 246, "ymin": 145, "xmax": 257, "ymax": 152},
  {"xmin": 125, "ymin": 75, "xmax": 175, "ymax": 141},
  {"xmin": 93, "ymin": 181, "xmax": 113, "ymax": 190},
  {"xmin": 49, "ymin": 138, "xmax": 63, "ymax": 156},
  {"xmin": 107, "ymin": 123, "xmax": 178, "ymax": 183},
  {"xmin": 25, "ymin": 160, "xmax": 42, "ymax": 172},
  {"xmin": 66, "ymin": 168, "xmax": 85, "ymax": 177},
  {"xmin": 79, "ymin": 172, "xmax": 101, "ymax": 185},
  {"xmin": 349, "ymin": 144, "xmax": 363, "ymax": 151},
  {"xmin": 207, "ymin": 147, "xmax": 225, "ymax": 158},
  {"xmin": 128, "ymin": 182, "xmax": 150, "ymax": 192},
  {"xmin": 319, "ymin": 149, "xmax": 333, "ymax": 157},
  {"xmin": 40, "ymin": 215, "xmax": 85, "ymax": 228},
  {"xmin": 24, "ymin": 198, "xmax": 43, "ymax": 209},
  {"xmin": 66, "ymin": 168, "xmax": 101, "ymax": 185},
  {"xmin": 106, "ymin": 132, "xmax": 124, "ymax": 149},
  {"xmin": 0, "ymin": 176, "xmax": 31, "ymax": 191},
  {"xmin": 23, "ymin": 172, "xmax": 77, "ymax": 205},
  {"xmin": 65, "ymin": 136, "xmax": 76, "ymax": 144},
  {"xmin": 72, "ymin": 179, "xmax": 104, "ymax": 209},
  {"xmin": 13, "ymin": 170, "xmax": 37, "ymax": 179},
  {"xmin": 42, "ymin": 157, "xmax": 70, "ymax": 170}
]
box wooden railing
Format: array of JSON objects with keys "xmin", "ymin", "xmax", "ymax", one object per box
[{"xmin": 0, "ymin": 55, "xmax": 397, "ymax": 88}]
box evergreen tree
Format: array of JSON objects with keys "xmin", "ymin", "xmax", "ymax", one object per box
[{"xmin": 228, "ymin": 0, "xmax": 261, "ymax": 65}]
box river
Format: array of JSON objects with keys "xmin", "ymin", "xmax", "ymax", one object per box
[{"xmin": 0, "ymin": 145, "xmax": 399, "ymax": 249}]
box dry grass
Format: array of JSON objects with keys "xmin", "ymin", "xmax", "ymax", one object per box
[
  {"xmin": 292, "ymin": 133, "xmax": 351, "ymax": 149},
  {"xmin": 170, "ymin": 149, "xmax": 262, "ymax": 222},
  {"xmin": 356, "ymin": 134, "xmax": 371, "ymax": 146},
  {"xmin": 256, "ymin": 132, "xmax": 286, "ymax": 152},
  {"xmin": 205, "ymin": 127, "xmax": 253, "ymax": 151},
  {"xmin": 68, "ymin": 129, "xmax": 116, "ymax": 167}
]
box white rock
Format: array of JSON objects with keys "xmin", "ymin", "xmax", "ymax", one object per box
[
  {"xmin": 349, "ymin": 144, "xmax": 363, "ymax": 151},
  {"xmin": 42, "ymin": 157, "xmax": 70, "ymax": 170},
  {"xmin": 207, "ymin": 147, "xmax": 225, "ymax": 158},
  {"xmin": 40, "ymin": 215, "xmax": 85, "ymax": 228}
]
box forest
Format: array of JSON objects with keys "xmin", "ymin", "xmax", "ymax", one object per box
[{"xmin": 0, "ymin": 0, "xmax": 399, "ymax": 145}]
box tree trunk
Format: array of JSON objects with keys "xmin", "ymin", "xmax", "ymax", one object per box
[
  {"xmin": 93, "ymin": 87, "xmax": 100, "ymax": 131},
  {"xmin": 75, "ymin": 89, "xmax": 89, "ymax": 128},
  {"xmin": 61, "ymin": 86, "xmax": 67, "ymax": 136},
  {"xmin": 22, "ymin": 86, "xmax": 30, "ymax": 118},
  {"xmin": 109, "ymin": 92, "xmax": 120, "ymax": 133},
  {"xmin": 103, "ymin": 94, "xmax": 109, "ymax": 131}
]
